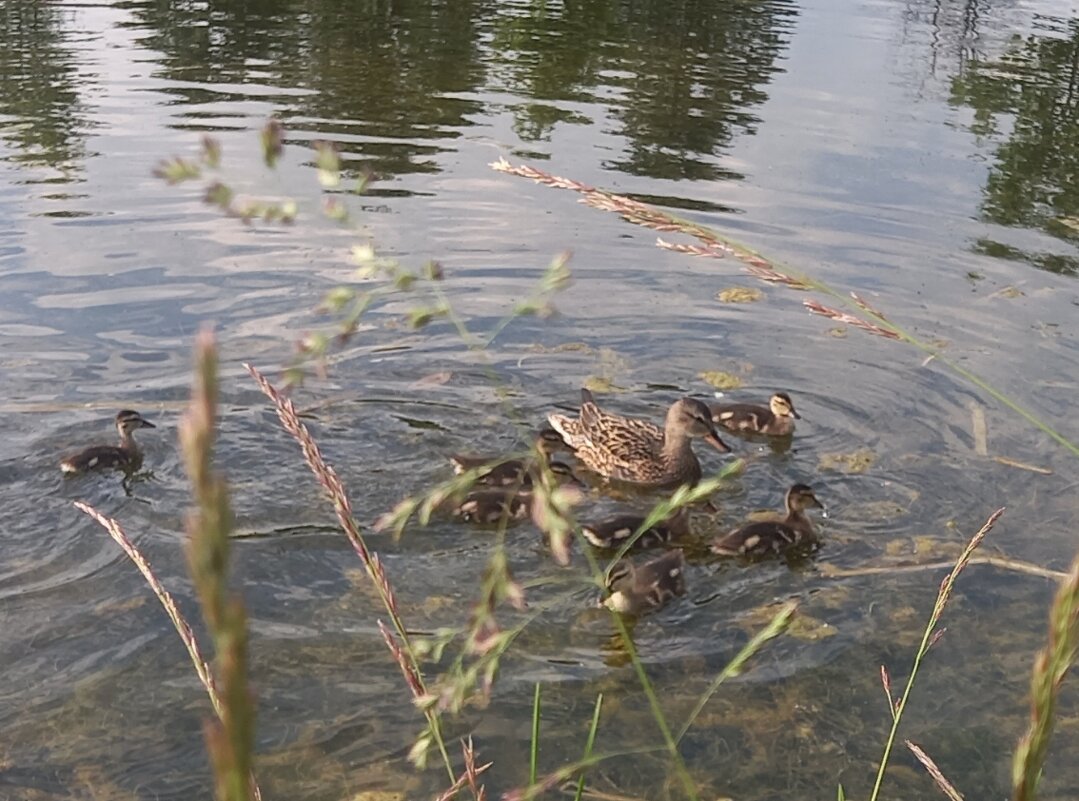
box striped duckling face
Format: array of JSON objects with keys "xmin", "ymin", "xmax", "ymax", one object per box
[
  {"xmin": 116, "ymin": 409, "xmax": 156, "ymax": 436},
  {"xmin": 769, "ymin": 393, "xmax": 800, "ymax": 420}
]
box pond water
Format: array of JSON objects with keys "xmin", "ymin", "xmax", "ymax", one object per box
[{"xmin": 2, "ymin": 0, "xmax": 1078, "ymax": 799}]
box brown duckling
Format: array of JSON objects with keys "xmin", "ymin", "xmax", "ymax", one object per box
[
  {"xmin": 449, "ymin": 430, "xmax": 580, "ymax": 488},
  {"xmin": 711, "ymin": 484, "xmax": 824, "ymax": 558},
  {"xmin": 548, "ymin": 389, "xmax": 731, "ymax": 488},
  {"xmin": 60, "ymin": 410, "xmax": 156, "ymax": 474},
  {"xmin": 711, "ymin": 392, "xmax": 800, "ymax": 437},
  {"xmin": 582, "ymin": 507, "xmax": 691, "ymax": 550},
  {"xmin": 601, "ymin": 549, "xmax": 687, "ymax": 615},
  {"xmin": 453, "ymin": 489, "xmax": 533, "ymax": 524}
]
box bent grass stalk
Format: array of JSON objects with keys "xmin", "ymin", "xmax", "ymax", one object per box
[
  {"xmin": 869, "ymin": 507, "xmax": 1005, "ymax": 801},
  {"xmin": 490, "ymin": 159, "xmax": 1079, "ymax": 462},
  {"xmin": 74, "ymin": 502, "xmax": 222, "ymax": 718},
  {"xmin": 245, "ymin": 362, "xmax": 455, "ymax": 781}
]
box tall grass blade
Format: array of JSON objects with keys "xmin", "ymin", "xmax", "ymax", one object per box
[
  {"xmin": 181, "ymin": 329, "xmax": 257, "ymax": 801},
  {"xmin": 573, "ymin": 694, "xmax": 604, "ymax": 801},
  {"xmin": 1012, "ymin": 548, "xmax": 1079, "ymax": 801},
  {"xmin": 530, "ymin": 683, "xmax": 541, "ymax": 787},
  {"xmin": 676, "ymin": 600, "xmax": 796, "ymax": 742}
]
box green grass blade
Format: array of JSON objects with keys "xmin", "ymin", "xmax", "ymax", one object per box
[
  {"xmin": 530, "ymin": 682, "xmax": 541, "ymax": 787},
  {"xmin": 574, "ymin": 693, "xmax": 604, "ymax": 801}
]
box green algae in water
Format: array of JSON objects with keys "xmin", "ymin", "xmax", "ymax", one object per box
[
  {"xmin": 716, "ymin": 286, "xmax": 764, "ymax": 303},
  {"xmin": 819, "ymin": 447, "xmax": 875, "ymax": 474},
  {"xmin": 699, "ymin": 370, "xmax": 743, "ymax": 390}
]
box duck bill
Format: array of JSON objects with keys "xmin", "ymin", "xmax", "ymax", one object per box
[
  {"xmin": 139, "ymin": 419, "xmax": 157, "ymax": 429},
  {"xmin": 791, "ymin": 409, "xmax": 802, "ymax": 420},
  {"xmin": 705, "ymin": 430, "xmax": 731, "ymax": 453}
]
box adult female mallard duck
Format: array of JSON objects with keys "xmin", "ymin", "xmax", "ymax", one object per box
[
  {"xmin": 710, "ymin": 392, "xmax": 800, "ymax": 437},
  {"xmin": 711, "ymin": 484, "xmax": 824, "ymax": 557},
  {"xmin": 582, "ymin": 506, "xmax": 690, "ymax": 550},
  {"xmin": 449, "ymin": 429, "xmax": 580, "ymax": 488},
  {"xmin": 59, "ymin": 410, "xmax": 156, "ymax": 474},
  {"xmin": 548, "ymin": 390, "xmax": 731, "ymax": 488},
  {"xmin": 601, "ymin": 549, "xmax": 687, "ymax": 615}
]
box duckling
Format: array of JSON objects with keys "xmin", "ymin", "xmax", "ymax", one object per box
[
  {"xmin": 711, "ymin": 392, "xmax": 800, "ymax": 437},
  {"xmin": 582, "ymin": 507, "xmax": 691, "ymax": 550},
  {"xmin": 548, "ymin": 389, "xmax": 731, "ymax": 488},
  {"xmin": 601, "ymin": 549, "xmax": 687, "ymax": 615},
  {"xmin": 449, "ymin": 430, "xmax": 580, "ymax": 488},
  {"xmin": 711, "ymin": 484, "xmax": 824, "ymax": 557},
  {"xmin": 453, "ymin": 489, "xmax": 533, "ymax": 524},
  {"xmin": 59, "ymin": 410, "xmax": 157, "ymax": 474}
]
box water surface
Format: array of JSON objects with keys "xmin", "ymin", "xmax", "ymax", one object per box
[{"xmin": 1, "ymin": 0, "xmax": 1078, "ymax": 799}]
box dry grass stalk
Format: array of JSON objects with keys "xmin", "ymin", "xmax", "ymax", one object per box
[
  {"xmin": 907, "ymin": 741, "xmax": 964, "ymax": 801},
  {"xmin": 244, "ymin": 361, "xmax": 453, "ymax": 773},
  {"xmin": 74, "ymin": 502, "xmax": 222, "ymax": 718},
  {"xmin": 850, "ymin": 290, "xmax": 890, "ymax": 320},
  {"xmin": 804, "ymin": 299, "xmax": 902, "ymax": 340},
  {"xmin": 462, "ymin": 737, "xmax": 490, "ymax": 801},
  {"xmin": 1012, "ymin": 548, "xmax": 1079, "ymax": 801},
  {"xmin": 656, "ymin": 237, "xmax": 732, "ymax": 259},
  {"xmin": 378, "ymin": 620, "xmax": 424, "ymax": 700},
  {"xmin": 182, "ymin": 329, "xmax": 257, "ymax": 801},
  {"xmin": 434, "ymin": 742, "xmax": 492, "ymax": 801},
  {"xmin": 869, "ymin": 508, "xmax": 1005, "ymax": 801},
  {"xmin": 743, "ymin": 261, "xmax": 813, "ymax": 288}
]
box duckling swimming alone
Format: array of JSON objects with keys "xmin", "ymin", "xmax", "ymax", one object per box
[
  {"xmin": 582, "ymin": 507, "xmax": 691, "ymax": 550},
  {"xmin": 59, "ymin": 410, "xmax": 157, "ymax": 474},
  {"xmin": 548, "ymin": 390, "xmax": 731, "ymax": 488},
  {"xmin": 601, "ymin": 549, "xmax": 687, "ymax": 615},
  {"xmin": 711, "ymin": 483, "xmax": 824, "ymax": 558},
  {"xmin": 711, "ymin": 392, "xmax": 800, "ymax": 437}
]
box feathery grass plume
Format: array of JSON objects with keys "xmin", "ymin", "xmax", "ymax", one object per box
[
  {"xmin": 907, "ymin": 741, "xmax": 964, "ymax": 801},
  {"xmin": 434, "ymin": 738, "xmax": 492, "ymax": 801},
  {"xmin": 181, "ymin": 328, "xmax": 257, "ymax": 801},
  {"xmin": 1012, "ymin": 548, "xmax": 1079, "ymax": 801},
  {"xmin": 803, "ymin": 299, "xmax": 901, "ymax": 340},
  {"xmin": 74, "ymin": 502, "xmax": 222, "ymax": 719},
  {"xmin": 868, "ymin": 507, "xmax": 1005, "ymax": 801},
  {"xmin": 491, "ymin": 159, "xmax": 1079, "ymax": 462},
  {"xmin": 245, "ymin": 362, "xmax": 454, "ymax": 775}
]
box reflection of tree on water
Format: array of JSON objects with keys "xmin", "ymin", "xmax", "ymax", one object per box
[
  {"xmin": 0, "ymin": 4, "xmax": 93, "ymax": 174},
  {"xmin": 493, "ymin": 0, "xmax": 798, "ymax": 181},
  {"xmin": 950, "ymin": 16, "xmax": 1079, "ymax": 276},
  {"xmin": 128, "ymin": 0, "xmax": 489, "ymax": 181},
  {"xmin": 130, "ymin": 0, "xmax": 797, "ymax": 184}
]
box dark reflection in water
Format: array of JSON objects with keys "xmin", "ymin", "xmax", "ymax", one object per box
[
  {"xmin": 0, "ymin": 4, "xmax": 96, "ymax": 172},
  {"xmin": 121, "ymin": 0, "xmax": 796, "ymax": 182},
  {"xmin": 951, "ymin": 15, "xmax": 1079, "ymax": 275}
]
